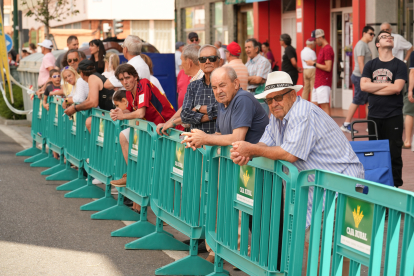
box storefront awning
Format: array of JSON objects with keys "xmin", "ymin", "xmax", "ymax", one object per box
[
  {"xmin": 225, "ymin": 0, "xmax": 246, "ymax": 4},
  {"xmin": 245, "ymin": 0, "xmax": 268, "ymax": 2}
]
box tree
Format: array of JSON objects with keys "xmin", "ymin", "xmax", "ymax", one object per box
[{"xmin": 21, "ymin": 0, "xmax": 80, "ymax": 39}]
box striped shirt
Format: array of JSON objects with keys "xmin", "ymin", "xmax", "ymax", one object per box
[
  {"xmin": 259, "ymin": 96, "xmax": 364, "ymax": 228},
  {"xmin": 224, "ymin": 59, "xmax": 249, "ymax": 91},
  {"xmin": 246, "ymin": 54, "xmax": 272, "ymax": 91},
  {"xmin": 181, "ymin": 75, "xmax": 217, "ymax": 133}
]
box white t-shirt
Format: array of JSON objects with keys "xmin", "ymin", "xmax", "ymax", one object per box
[
  {"xmin": 108, "ymin": 55, "xmax": 151, "ymax": 87},
  {"xmin": 175, "ymin": 50, "xmax": 182, "ymax": 76},
  {"xmin": 301, "ymin": 46, "xmax": 317, "ymax": 69},
  {"xmin": 218, "ymin": 47, "xmax": 226, "ymax": 63},
  {"xmin": 392, "ymin": 33, "xmax": 412, "ymax": 61},
  {"xmin": 150, "ymin": 75, "xmax": 165, "ymax": 95},
  {"xmin": 70, "ymin": 78, "xmax": 89, "ymax": 103}
]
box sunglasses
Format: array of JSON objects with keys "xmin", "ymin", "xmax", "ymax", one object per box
[
  {"xmin": 264, "ymin": 89, "xmax": 293, "ymax": 105},
  {"xmin": 61, "ymin": 66, "xmax": 70, "ymax": 72},
  {"xmin": 368, "ymin": 33, "xmax": 375, "ymax": 37},
  {"xmin": 52, "ymin": 75, "xmax": 61, "ymax": 79},
  {"xmin": 198, "ymin": 55, "xmax": 220, "ymax": 63},
  {"xmin": 191, "ymin": 38, "xmax": 199, "ymax": 42},
  {"xmin": 379, "ymin": 35, "xmax": 394, "ymax": 40},
  {"xmin": 68, "ymin": 58, "xmax": 78, "ymax": 63}
]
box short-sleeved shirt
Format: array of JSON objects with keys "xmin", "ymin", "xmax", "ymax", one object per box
[
  {"xmin": 125, "ymin": 78, "xmax": 175, "ymax": 125},
  {"xmin": 38, "ymin": 52, "xmax": 56, "ymax": 87},
  {"xmin": 224, "ymin": 59, "xmax": 249, "ymax": 91},
  {"xmin": 177, "ymin": 70, "xmax": 191, "ymax": 108},
  {"xmin": 353, "ymin": 40, "xmax": 372, "ymax": 77},
  {"xmin": 361, "ymin": 57, "xmax": 408, "ymax": 118},
  {"xmin": 44, "ymin": 84, "xmax": 61, "ymax": 97},
  {"xmin": 314, "ymin": 44, "xmax": 334, "ymax": 88},
  {"xmin": 259, "ymin": 96, "xmax": 364, "ymax": 228},
  {"xmin": 175, "ymin": 50, "xmax": 182, "ymax": 76},
  {"xmin": 266, "ymin": 51, "xmax": 275, "ymax": 67},
  {"xmin": 392, "ymin": 33, "xmax": 413, "ymax": 61},
  {"xmin": 301, "ymin": 47, "xmax": 317, "ymax": 69},
  {"xmin": 282, "ymin": 45, "xmax": 298, "ymax": 75},
  {"xmin": 216, "ymin": 89, "xmax": 268, "ymax": 143},
  {"xmin": 245, "ymin": 54, "xmax": 272, "ymax": 91},
  {"xmin": 70, "ymin": 78, "xmax": 89, "ymax": 103}
]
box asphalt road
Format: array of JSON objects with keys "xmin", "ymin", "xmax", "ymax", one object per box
[{"xmin": 0, "ymin": 130, "xmax": 174, "ymax": 276}]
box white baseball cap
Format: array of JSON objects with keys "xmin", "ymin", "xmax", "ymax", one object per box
[
  {"xmin": 254, "ymin": 71, "xmax": 303, "ymax": 99},
  {"xmin": 38, "ymin": 39, "xmax": 53, "ymax": 49}
]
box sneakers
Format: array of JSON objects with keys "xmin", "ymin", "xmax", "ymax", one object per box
[
  {"xmin": 92, "ymin": 178, "xmax": 103, "ymax": 185},
  {"xmin": 340, "ymin": 124, "xmax": 358, "ymax": 134},
  {"xmin": 111, "ymin": 187, "xmax": 118, "ymax": 195},
  {"xmin": 110, "ymin": 173, "xmax": 127, "ymax": 187}
]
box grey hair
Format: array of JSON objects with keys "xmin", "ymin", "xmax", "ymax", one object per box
[
  {"xmin": 211, "ymin": 66, "xmax": 238, "ymax": 82},
  {"xmin": 215, "ymin": 41, "xmax": 222, "ymax": 47},
  {"xmin": 124, "ymin": 35, "xmax": 143, "ymax": 56},
  {"xmin": 198, "ymin": 44, "xmax": 221, "ymax": 59},
  {"xmin": 182, "ymin": 44, "xmax": 201, "ymax": 65}
]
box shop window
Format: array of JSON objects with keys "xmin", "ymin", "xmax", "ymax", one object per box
[
  {"xmin": 154, "ymin": 20, "xmax": 173, "ymax": 53},
  {"xmin": 211, "ymin": 2, "xmax": 228, "ymax": 44},
  {"xmin": 283, "ymin": 0, "xmax": 296, "ymax": 13},
  {"xmin": 332, "ymin": 0, "xmax": 352, "ymax": 8},
  {"xmin": 4, "ymin": 14, "xmax": 10, "ymax": 26},
  {"xmin": 131, "ymin": 20, "xmax": 150, "ymax": 42},
  {"xmin": 184, "ymin": 5, "xmax": 205, "ymax": 44}
]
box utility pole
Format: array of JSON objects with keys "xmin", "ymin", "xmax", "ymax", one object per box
[{"xmin": 13, "ymin": 0, "xmax": 18, "ymax": 51}]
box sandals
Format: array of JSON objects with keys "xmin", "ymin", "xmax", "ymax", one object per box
[{"xmin": 402, "ymin": 145, "xmax": 411, "ymax": 149}]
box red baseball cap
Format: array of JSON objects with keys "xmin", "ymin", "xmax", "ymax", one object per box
[{"xmin": 226, "ymin": 41, "xmax": 241, "ymax": 56}]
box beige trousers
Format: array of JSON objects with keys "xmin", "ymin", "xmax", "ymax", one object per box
[{"xmin": 302, "ymin": 68, "xmax": 316, "ymax": 101}]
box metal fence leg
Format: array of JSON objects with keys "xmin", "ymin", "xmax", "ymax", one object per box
[
  {"xmin": 64, "ymin": 175, "xmax": 105, "ymax": 199},
  {"xmin": 41, "ymin": 152, "xmax": 66, "ymax": 175},
  {"xmin": 111, "ymin": 205, "xmax": 159, "ymax": 237},
  {"xmin": 30, "ymin": 148, "xmax": 60, "ymax": 168},
  {"xmin": 16, "ymin": 139, "xmax": 41, "ymax": 156},
  {"xmin": 206, "ymin": 255, "xmax": 229, "ymax": 276},
  {"xmin": 155, "ymin": 238, "xmax": 215, "ymax": 275},
  {"xmin": 56, "ymin": 166, "xmax": 87, "ymax": 191},
  {"xmin": 46, "ymin": 159, "xmax": 78, "ymax": 181},
  {"xmin": 125, "ymin": 217, "xmax": 188, "ymax": 250},
  {"xmin": 24, "ymin": 142, "xmax": 47, "ymax": 163},
  {"xmin": 89, "ymin": 190, "xmax": 140, "ymax": 221}
]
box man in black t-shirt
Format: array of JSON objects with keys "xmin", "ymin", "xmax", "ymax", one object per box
[
  {"xmin": 280, "ymin": 34, "xmax": 301, "ymax": 85},
  {"xmin": 361, "ymin": 30, "xmax": 408, "ymax": 187}
]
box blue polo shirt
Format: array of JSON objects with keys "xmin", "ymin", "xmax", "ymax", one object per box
[{"xmin": 216, "ymin": 89, "xmax": 268, "ymax": 143}]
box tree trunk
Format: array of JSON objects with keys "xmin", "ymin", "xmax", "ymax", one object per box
[
  {"xmin": 44, "ymin": 0, "xmax": 49, "ymax": 39},
  {"xmin": 45, "ymin": 24, "xmax": 49, "ymax": 40}
]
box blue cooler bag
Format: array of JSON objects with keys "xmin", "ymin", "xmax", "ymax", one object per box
[{"xmin": 349, "ymin": 120, "xmax": 394, "ymax": 191}]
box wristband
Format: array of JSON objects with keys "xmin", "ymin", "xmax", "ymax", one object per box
[
  {"xmin": 404, "ymin": 60, "xmax": 407, "ymax": 63},
  {"xmin": 171, "ymin": 118, "xmax": 177, "ymax": 127},
  {"xmin": 74, "ymin": 104, "xmax": 78, "ymax": 112}
]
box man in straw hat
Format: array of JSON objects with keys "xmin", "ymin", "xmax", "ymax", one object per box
[{"xmin": 230, "ymin": 71, "xmax": 364, "ymax": 274}]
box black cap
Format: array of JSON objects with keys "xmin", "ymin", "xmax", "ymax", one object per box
[
  {"xmin": 78, "ymin": 59, "xmax": 95, "ymax": 71},
  {"xmin": 188, "ymin": 32, "xmax": 198, "ymax": 40}
]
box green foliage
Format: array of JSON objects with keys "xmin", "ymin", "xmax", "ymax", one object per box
[
  {"xmin": 0, "ymin": 85, "xmax": 26, "ymax": 120},
  {"xmin": 21, "ymin": 0, "xmax": 80, "ymax": 38}
]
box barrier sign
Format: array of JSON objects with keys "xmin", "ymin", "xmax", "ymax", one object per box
[
  {"xmin": 173, "ymin": 143, "xmax": 184, "ymax": 176},
  {"xmin": 98, "ymin": 119, "xmax": 104, "ymax": 142},
  {"xmin": 131, "ymin": 129, "xmax": 139, "ymax": 156},
  {"xmin": 340, "ymin": 196, "xmax": 374, "ymax": 255},
  {"xmin": 236, "ymin": 165, "xmax": 255, "ymax": 206}
]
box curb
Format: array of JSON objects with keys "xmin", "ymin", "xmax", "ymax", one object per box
[{"xmin": 0, "ymin": 116, "xmax": 31, "ymax": 126}]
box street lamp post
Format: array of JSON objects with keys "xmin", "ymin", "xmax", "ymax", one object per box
[{"xmin": 13, "ymin": 0, "xmax": 18, "ymax": 51}]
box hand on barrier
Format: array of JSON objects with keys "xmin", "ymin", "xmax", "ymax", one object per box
[
  {"xmin": 110, "ymin": 107, "xmax": 123, "ymax": 121},
  {"xmin": 230, "ymin": 141, "xmax": 251, "ymax": 166},
  {"xmin": 181, "ymin": 129, "xmax": 205, "ymax": 150},
  {"xmin": 157, "ymin": 119, "xmax": 175, "ymax": 136},
  {"xmin": 62, "ymin": 101, "xmax": 67, "ymax": 109},
  {"xmin": 64, "ymin": 105, "xmax": 76, "ymax": 116},
  {"xmin": 44, "ymin": 103, "xmax": 49, "ymax": 111}
]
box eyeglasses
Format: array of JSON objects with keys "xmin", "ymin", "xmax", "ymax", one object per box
[
  {"xmin": 52, "ymin": 75, "xmax": 61, "ymax": 79},
  {"xmin": 68, "ymin": 58, "xmax": 78, "ymax": 63},
  {"xmin": 191, "ymin": 38, "xmax": 199, "ymax": 43},
  {"xmin": 198, "ymin": 55, "xmax": 220, "ymax": 63},
  {"xmin": 264, "ymin": 89, "xmax": 293, "ymax": 105},
  {"xmin": 379, "ymin": 35, "xmax": 394, "ymax": 40}
]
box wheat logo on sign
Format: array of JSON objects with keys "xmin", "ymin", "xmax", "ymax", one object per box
[
  {"xmin": 242, "ymin": 170, "xmax": 250, "ymax": 187},
  {"xmin": 353, "ymin": 205, "xmax": 364, "ymax": 228}
]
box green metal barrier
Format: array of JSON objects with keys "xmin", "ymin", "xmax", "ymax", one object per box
[
  {"xmin": 290, "ymin": 169, "xmax": 414, "ymax": 276},
  {"xmin": 20, "ymin": 95, "xmax": 50, "ymax": 164},
  {"xmin": 98, "ymin": 119, "xmax": 156, "ymax": 224},
  {"xmin": 206, "ymin": 146, "xmax": 299, "ymax": 276},
  {"xmin": 40, "ymin": 97, "xmax": 67, "ymax": 176},
  {"xmin": 123, "ymin": 128, "xmax": 214, "ymax": 275},
  {"xmin": 50, "ymin": 110, "xmax": 91, "ymax": 192},
  {"xmin": 77, "ymin": 109, "xmax": 137, "ymax": 221},
  {"xmin": 15, "ymin": 95, "xmax": 42, "ymax": 157}
]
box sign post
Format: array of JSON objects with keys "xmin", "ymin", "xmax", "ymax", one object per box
[{"xmin": 5, "ymin": 34, "xmax": 13, "ymax": 52}]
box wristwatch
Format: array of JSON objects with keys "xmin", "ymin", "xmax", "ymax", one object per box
[
  {"xmin": 313, "ymin": 62, "xmax": 317, "ymax": 67},
  {"xmin": 195, "ymin": 104, "xmax": 202, "ymax": 112},
  {"xmin": 74, "ymin": 104, "xmax": 78, "ymax": 112}
]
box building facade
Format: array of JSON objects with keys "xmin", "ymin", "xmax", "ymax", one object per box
[{"xmin": 21, "ymin": 0, "xmax": 175, "ymax": 53}]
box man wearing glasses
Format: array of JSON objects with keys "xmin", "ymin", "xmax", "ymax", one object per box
[
  {"xmin": 188, "ymin": 32, "xmax": 200, "ymax": 44},
  {"xmin": 341, "ymin": 26, "xmax": 375, "ymax": 133},
  {"xmin": 361, "ymin": 30, "xmax": 408, "ymax": 187}
]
